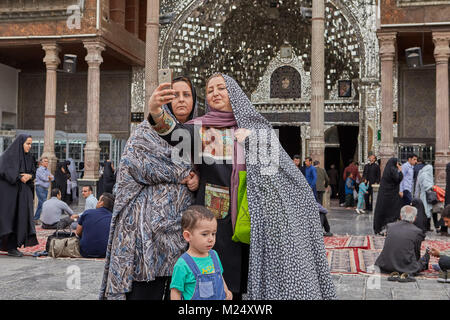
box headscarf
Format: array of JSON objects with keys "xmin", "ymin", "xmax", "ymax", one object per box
[
  {"xmin": 0, "ymin": 134, "xmax": 33, "ymax": 184},
  {"xmin": 216, "ymin": 74, "xmax": 336, "ymax": 300},
  {"xmin": 382, "ymin": 158, "xmax": 402, "ymax": 188},
  {"xmin": 166, "ymin": 76, "xmax": 198, "ymax": 122}
]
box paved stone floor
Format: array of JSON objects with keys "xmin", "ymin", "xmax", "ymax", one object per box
[{"xmin": 1, "ymin": 200, "xmax": 449, "ymax": 300}]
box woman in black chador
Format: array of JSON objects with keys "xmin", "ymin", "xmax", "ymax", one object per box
[
  {"xmin": 0, "ymin": 134, "xmax": 38, "ymax": 257},
  {"xmin": 101, "ymin": 160, "xmax": 116, "ymax": 194},
  {"xmin": 53, "ymin": 162, "xmax": 71, "ymax": 205},
  {"xmin": 373, "ymin": 157, "xmax": 403, "ymax": 235}
]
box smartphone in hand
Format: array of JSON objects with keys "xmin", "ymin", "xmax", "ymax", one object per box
[{"xmin": 158, "ymin": 68, "xmax": 173, "ymax": 89}]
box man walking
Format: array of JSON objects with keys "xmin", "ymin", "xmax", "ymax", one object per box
[
  {"xmin": 34, "ymin": 157, "xmax": 54, "ymax": 224},
  {"xmin": 362, "ymin": 154, "xmax": 381, "ymax": 212},
  {"xmin": 305, "ymin": 157, "xmax": 318, "ymax": 201},
  {"xmin": 400, "ymin": 154, "xmax": 418, "ymax": 206},
  {"xmin": 314, "ymin": 160, "xmax": 329, "ymax": 205}
]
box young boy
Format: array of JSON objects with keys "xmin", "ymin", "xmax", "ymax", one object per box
[
  {"xmin": 345, "ymin": 172, "xmax": 355, "ymax": 209},
  {"xmin": 170, "ymin": 205, "xmax": 233, "ymax": 300},
  {"xmin": 356, "ymin": 177, "xmax": 369, "ymax": 214}
]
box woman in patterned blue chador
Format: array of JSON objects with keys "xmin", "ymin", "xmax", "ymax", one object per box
[{"xmin": 99, "ymin": 77, "xmax": 199, "ymax": 300}]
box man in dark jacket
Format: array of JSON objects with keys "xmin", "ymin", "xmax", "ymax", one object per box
[
  {"xmin": 375, "ymin": 205, "xmax": 430, "ymax": 277},
  {"xmin": 362, "ymin": 154, "xmax": 381, "ymax": 212}
]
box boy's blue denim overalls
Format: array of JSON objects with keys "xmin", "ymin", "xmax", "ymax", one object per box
[{"xmin": 181, "ymin": 250, "xmax": 226, "ymax": 300}]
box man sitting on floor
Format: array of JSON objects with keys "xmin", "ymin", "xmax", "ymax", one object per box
[
  {"xmin": 70, "ymin": 185, "xmax": 99, "ymax": 230},
  {"xmin": 75, "ymin": 192, "xmax": 114, "ymax": 258},
  {"xmin": 40, "ymin": 188, "xmax": 78, "ymax": 229},
  {"xmin": 429, "ymin": 205, "xmax": 450, "ymax": 283},
  {"xmin": 375, "ymin": 205, "xmax": 430, "ymax": 281}
]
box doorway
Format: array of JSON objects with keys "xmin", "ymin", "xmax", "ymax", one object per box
[{"xmin": 273, "ymin": 125, "xmax": 301, "ymax": 159}]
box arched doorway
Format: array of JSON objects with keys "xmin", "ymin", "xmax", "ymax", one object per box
[{"xmin": 324, "ymin": 125, "xmax": 359, "ymax": 173}]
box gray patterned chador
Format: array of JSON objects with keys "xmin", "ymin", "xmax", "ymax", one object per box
[
  {"xmin": 221, "ymin": 74, "xmax": 336, "ymax": 299},
  {"xmin": 99, "ymin": 120, "xmax": 193, "ymax": 300}
]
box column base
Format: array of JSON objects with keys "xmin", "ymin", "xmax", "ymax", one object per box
[{"xmin": 83, "ymin": 145, "xmax": 101, "ymax": 180}]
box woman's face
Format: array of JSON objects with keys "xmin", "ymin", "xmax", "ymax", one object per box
[
  {"xmin": 206, "ymin": 76, "xmax": 232, "ymax": 112},
  {"xmin": 23, "ymin": 137, "xmax": 32, "ymax": 153},
  {"xmin": 171, "ymin": 81, "xmax": 194, "ymax": 123}
]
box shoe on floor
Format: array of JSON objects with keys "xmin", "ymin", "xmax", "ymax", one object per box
[
  {"xmin": 7, "ymin": 248, "xmax": 23, "ymax": 257},
  {"xmin": 437, "ymin": 271, "xmax": 450, "ymax": 283},
  {"xmin": 398, "ymin": 273, "xmax": 416, "ymax": 282},
  {"xmin": 388, "ymin": 272, "xmax": 400, "ymax": 281}
]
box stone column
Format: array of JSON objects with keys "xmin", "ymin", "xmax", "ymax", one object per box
[
  {"xmin": 433, "ymin": 32, "xmax": 450, "ymax": 187},
  {"xmin": 309, "ymin": 0, "xmax": 325, "ymax": 166},
  {"xmin": 83, "ymin": 41, "xmax": 105, "ymax": 182},
  {"xmin": 145, "ymin": 0, "xmax": 160, "ymax": 119},
  {"xmin": 125, "ymin": 0, "xmax": 139, "ymax": 36},
  {"xmin": 377, "ymin": 32, "xmax": 397, "ymax": 172},
  {"xmin": 41, "ymin": 43, "xmax": 61, "ymax": 174},
  {"xmin": 109, "ymin": 0, "xmax": 126, "ymax": 27}
]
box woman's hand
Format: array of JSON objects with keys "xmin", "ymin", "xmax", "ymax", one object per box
[
  {"xmin": 181, "ymin": 171, "xmax": 199, "ymax": 192},
  {"xmin": 20, "ymin": 173, "xmax": 32, "ymax": 183},
  {"xmin": 148, "ymin": 83, "xmax": 176, "ymax": 118}
]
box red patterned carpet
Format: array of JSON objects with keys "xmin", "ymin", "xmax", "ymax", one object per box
[{"xmin": 324, "ymin": 235, "xmax": 450, "ymax": 278}]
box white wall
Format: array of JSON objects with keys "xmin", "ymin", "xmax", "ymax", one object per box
[{"xmin": 0, "ymin": 63, "xmax": 19, "ymax": 129}]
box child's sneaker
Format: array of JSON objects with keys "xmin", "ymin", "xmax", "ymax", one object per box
[{"xmin": 355, "ymin": 209, "xmax": 361, "ymax": 214}]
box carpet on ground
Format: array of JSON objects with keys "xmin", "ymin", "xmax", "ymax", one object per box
[
  {"xmin": 326, "ymin": 249, "xmax": 358, "ymax": 274},
  {"xmin": 325, "ymin": 234, "xmax": 450, "ymax": 279},
  {"xmin": 0, "ymin": 226, "xmax": 104, "ymax": 261}
]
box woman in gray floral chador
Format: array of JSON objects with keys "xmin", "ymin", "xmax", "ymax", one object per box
[{"xmin": 99, "ymin": 77, "xmax": 199, "ymax": 300}]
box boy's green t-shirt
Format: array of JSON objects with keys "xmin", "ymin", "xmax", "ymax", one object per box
[{"xmin": 170, "ymin": 250, "xmax": 224, "ymax": 300}]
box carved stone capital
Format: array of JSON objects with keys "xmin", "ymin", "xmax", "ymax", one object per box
[
  {"xmin": 42, "ymin": 43, "xmax": 61, "ymax": 70},
  {"xmin": 432, "ymin": 32, "xmax": 450, "ymax": 63},
  {"xmin": 377, "ymin": 32, "xmax": 397, "ymax": 61},
  {"xmin": 83, "ymin": 41, "xmax": 106, "ymax": 66}
]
